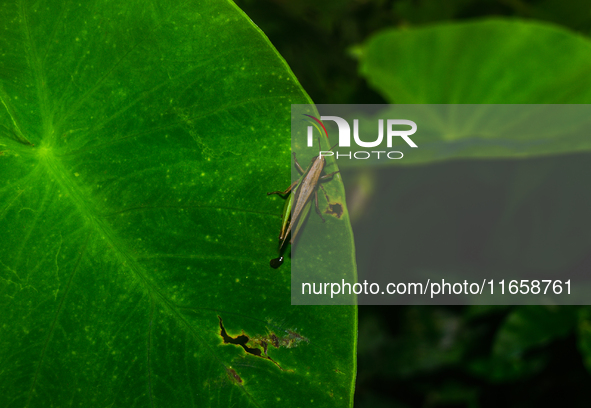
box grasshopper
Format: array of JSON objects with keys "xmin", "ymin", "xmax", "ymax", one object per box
[{"xmin": 268, "ymin": 118, "xmax": 339, "ymax": 268}]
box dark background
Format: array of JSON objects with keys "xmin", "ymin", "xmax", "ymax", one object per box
[{"xmin": 235, "ymin": 1, "xmax": 591, "ymax": 406}]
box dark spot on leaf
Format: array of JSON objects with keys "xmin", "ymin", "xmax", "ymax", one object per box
[
  {"xmin": 270, "ymin": 333, "xmax": 279, "ymax": 348},
  {"xmin": 250, "ymin": 328, "xmax": 309, "ymax": 351},
  {"xmin": 217, "ymin": 316, "xmax": 309, "ymax": 371},
  {"xmin": 218, "ymin": 316, "xmax": 262, "ymax": 357},
  {"xmin": 260, "ymin": 340, "xmax": 268, "ymax": 355},
  {"xmin": 325, "ymin": 202, "xmax": 343, "ymax": 218},
  {"xmin": 226, "ymin": 368, "xmax": 242, "ymax": 384}
]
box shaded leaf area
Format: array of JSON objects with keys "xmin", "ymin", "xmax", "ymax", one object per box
[
  {"xmin": 236, "ymin": 0, "xmax": 591, "ymax": 106},
  {"xmin": 577, "ymin": 307, "xmax": 591, "ymax": 373},
  {"xmin": 0, "ymin": 0, "xmax": 356, "ymax": 407},
  {"xmin": 355, "ymin": 304, "xmax": 589, "ymax": 408},
  {"xmin": 237, "ymin": 0, "xmax": 591, "ymax": 107},
  {"xmin": 349, "ymin": 153, "xmax": 591, "ymax": 405},
  {"xmin": 318, "ymin": 104, "xmax": 591, "ymax": 167},
  {"xmin": 349, "ymin": 154, "xmax": 591, "ymax": 285}
]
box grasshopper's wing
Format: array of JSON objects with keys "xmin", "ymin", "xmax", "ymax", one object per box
[
  {"xmin": 279, "ymin": 180, "xmax": 312, "ymax": 248},
  {"xmin": 278, "ymin": 180, "xmax": 300, "ymax": 242},
  {"xmin": 279, "ymin": 195, "xmax": 311, "ymax": 249},
  {"xmin": 291, "ymin": 198, "xmax": 312, "ymax": 244},
  {"xmin": 282, "ymin": 158, "xmax": 322, "ymax": 240}
]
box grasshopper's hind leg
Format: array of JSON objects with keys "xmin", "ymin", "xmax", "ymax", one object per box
[
  {"xmin": 314, "ymin": 190, "xmax": 326, "ymax": 222},
  {"xmin": 267, "ymin": 179, "xmax": 298, "ymax": 196}
]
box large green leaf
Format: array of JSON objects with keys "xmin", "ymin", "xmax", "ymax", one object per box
[
  {"xmin": 352, "ymin": 20, "xmax": 591, "ymax": 164},
  {"xmin": 0, "ymin": 0, "xmax": 356, "ymax": 407},
  {"xmin": 359, "ymin": 19, "xmax": 591, "ymax": 105}
]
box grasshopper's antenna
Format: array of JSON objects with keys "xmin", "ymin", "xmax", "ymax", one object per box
[{"xmin": 316, "ymin": 137, "xmax": 338, "ymax": 158}]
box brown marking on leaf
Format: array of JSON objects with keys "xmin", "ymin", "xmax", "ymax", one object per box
[
  {"xmin": 249, "ymin": 328, "xmax": 309, "ymax": 352},
  {"xmin": 226, "ymin": 368, "xmax": 243, "ymax": 385},
  {"xmin": 325, "ymin": 202, "xmax": 343, "ymax": 219},
  {"xmin": 218, "ymin": 316, "xmax": 262, "ymax": 357},
  {"xmin": 217, "ymin": 316, "xmax": 309, "ymax": 372},
  {"xmin": 218, "ymin": 316, "xmax": 284, "ymax": 370},
  {"xmin": 270, "ymin": 333, "xmax": 279, "ymax": 348},
  {"xmin": 260, "ymin": 340, "xmax": 268, "ymax": 355}
]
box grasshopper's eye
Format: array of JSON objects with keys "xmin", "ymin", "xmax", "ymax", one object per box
[{"xmin": 270, "ymin": 256, "xmax": 284, "ymax": 269}]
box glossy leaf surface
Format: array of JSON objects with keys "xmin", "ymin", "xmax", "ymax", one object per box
[{"xmin": 0, "ymin": 1, "xmax": 357, "ymax": 406}]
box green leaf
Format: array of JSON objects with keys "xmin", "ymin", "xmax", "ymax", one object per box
[
  {"xmin": 352, "ymin": 20, "xmax": 591, "ymax": 164},
  {"xmin": 0, "ymin": 1, "xmax": 356, "ymax": 407},
  {"xmin": 493, "ymin": 306, "xmax": 576, "ymax": 357},
  {"xmin": 359, "ymin": 19, "xmax": 591, "ymax": 104},
  {"xmin": 468, "ymin": 305, "xmax": 576, "ymax": 381},
  {"xmin": 577, "ymin": 307, "xmax": 591, "ymax": 374}
]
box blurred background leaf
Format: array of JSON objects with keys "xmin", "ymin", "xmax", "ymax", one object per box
[{"xmin": 359, "ymin": 20, "xmax": 591, "ymax": 104}]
